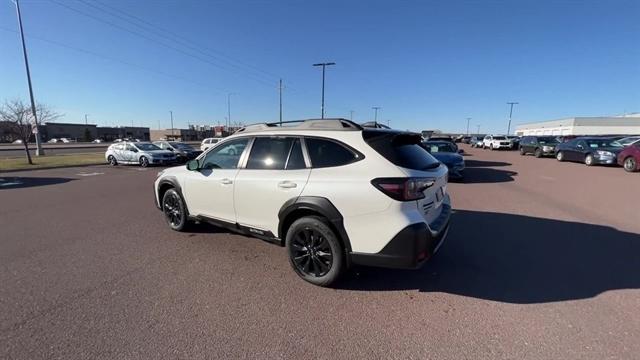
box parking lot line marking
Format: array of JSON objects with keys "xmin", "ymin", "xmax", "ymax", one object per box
[{"xmin": 76, "ymin": 172, "xmax": 104, "ymax": 177}]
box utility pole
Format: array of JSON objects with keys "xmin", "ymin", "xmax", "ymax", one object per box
[
  {"xmin": 13, "ymin": 0, "xmax": 43, "ymax": 156},
  {"xmin": 227, "ymin": 93, "xmax": 234, "ymax": 129},
  {"xmin": 349, "ymin": 110, "xmax": 354, "ymax": 121},
  {"xmin": 466, "ymin": 117, "xmax": 471, "ymax": 136},
  {"xmin": 507, "ymin": 102, "xmax": 519, "ymax": 135},
  {"xmin": 85, "ymin": 114, "xmax": 89, "ymax": 125},
  {"xmin": 476, "ymin": 124, "xmax": 481, "ymax": 135},
  {"xmin": 278, "ymin": 79, "xmax": 283, "ymax": 125},
  {"xmin": 312, "ymin": 62, "xmax": 335, "ymax": 119},
  {"xmin": 386, "ymin": 119, "xmax": 390, "ymax": 127},
  {"xmin": 372, "ymin": 106, "xmax": 381, "ymax": 126},
  {"xmin": 169, "ymin": 110, "xmax": 174, "ymax": 137}
]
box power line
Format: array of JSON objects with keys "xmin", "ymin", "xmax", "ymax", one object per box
[
  {"xmin": 48, "ymin": 0, "xmax": 278, "ymax": 89},
  {"xmin": 0, "ymin": 26, "xmax": 226, "ymax": 94},
  {"xmin": 89, "ymin": 0, "xmax": 282, "ymax": 83}
]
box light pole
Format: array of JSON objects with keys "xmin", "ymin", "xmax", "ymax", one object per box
[
  {"xmin": 169, "ymin": 110, "xmax": 174, "ymax": 137},
  {"xmin": 227, "ymin": 93, "xmax": 235, "ymax": 129},
  {"xmin": 476, "ymin": 124, "xmax": 481, "ymax": 135},
  {"xmin": 312, "ymin": 62, "xmax": 335, "ymax": 119},
  {"xmin": 372, "ymin": 107, "xmax": 381, "ymax": 126},
  {"xmin": 466, "ymin": 117, "xmax": 471, "ymax": 136},
  {"xmin": 349, "ymin": 110, "xmax": 354, "ymax": 121},
  {"xmin": 13, "ymin": 0, "xmax": 43, "ymax": 156},
  {"xmin": 278, "ymin": 79, "xmax": 283, "ymax": 125},
  {"xmin": 85, "ymin": 114, "xmax": 89, "ymax": 125},
  {"xmin": 507, "ymin": 102, "xmax": 519, "ymax": 135}
]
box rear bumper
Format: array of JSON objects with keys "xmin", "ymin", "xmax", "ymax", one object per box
[{"xmin": 350, "ymin": 199, "xmax": 451, "ymax": 269}]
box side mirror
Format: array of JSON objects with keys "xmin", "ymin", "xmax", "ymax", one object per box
[
  {"xmin": 458, "ymin": 149, "xmax": 464, "ymax": 154},
  {"xmin": 577, "ymin": 145, "xmax": 584, "ymax": 150},
  {"xmin": 132, "ymin": 148, "xmax": 139, "ymax": 153},
  {"xmin": 186, "ymin": 159, "xmax": 199, "ymax": 171}
]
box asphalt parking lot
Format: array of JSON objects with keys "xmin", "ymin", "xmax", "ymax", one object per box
[{"xmin": 1, "ymin": 145, "xmax": 638, "ymax": 359}]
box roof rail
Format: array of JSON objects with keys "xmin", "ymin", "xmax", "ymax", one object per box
[{"xmin": 235, "ymin": 118, "xmax": 363, "ymax": 134}]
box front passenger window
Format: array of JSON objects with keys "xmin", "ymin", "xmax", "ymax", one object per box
[{"xmin": 200, "ymin": 138, "xmax": 248, "ymax": 170}]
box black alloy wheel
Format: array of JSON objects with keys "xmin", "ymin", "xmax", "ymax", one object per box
[
  {"xmin": 534, "ymin": 148, "xmax": 542, "ymax": 158},
  {"xmin": 108, "ymin": 155, "xmax": 117, "ymax": 166},
  {"xmin": 162, "ymin": 188, "xmax": 188, "ymax": 231},
  {"xmin": 519, "ymin": 147, "xmax": 526, "ymax": 155},
  {"xmin": 286, "ymin": 216, "xmax": 344, "ymax": 286},
  {"xmin": 139, "ymin": 156, "xmax": 149, "ymax": 167}
]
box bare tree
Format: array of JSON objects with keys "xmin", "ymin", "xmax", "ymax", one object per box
[{"xmin": 0, "ymin": 99, "xmax": 61, "ymax": 164}]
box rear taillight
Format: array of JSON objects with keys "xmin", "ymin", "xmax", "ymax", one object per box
[{"xmin": 371, "ymin": 177, "xmax": 435, "ymax": 201}]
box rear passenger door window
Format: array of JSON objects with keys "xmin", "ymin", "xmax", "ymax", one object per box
[
  {"xmin": 246, "ymin": 137, "xmax": 294, "ymax": 170},
  {"xmin": 305, "ymin": 138, "xmax": 360, "ymax": 168}
]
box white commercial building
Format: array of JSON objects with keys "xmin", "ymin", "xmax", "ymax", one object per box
[{"xmin": 515, "ymin": 114, "xmax": 640, "ymax": 136}]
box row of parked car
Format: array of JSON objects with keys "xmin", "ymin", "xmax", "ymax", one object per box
[
  {"xmin": 518, "ymin": 135, "xmax": 640, "ymax": 172},
  {"xmin": 461, "ymin": 133, "xmax": 640, "ymax": 173}
]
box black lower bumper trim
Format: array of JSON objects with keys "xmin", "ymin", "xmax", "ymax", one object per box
[{"xmin": 350, "ymin": 203, "xmax": 451, "ymax": 269}]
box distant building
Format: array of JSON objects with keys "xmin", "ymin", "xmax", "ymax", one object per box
[
  {"xmin": 515, "ymin": 116, "xmax": 640, "ymax": 136},
  {"xmin": 97, "ymin": 126, "xmax": 150, "ymax": 141},
  {"xmin": 43, "ymin": 122, "xmax": 98, "ymax": 141}
]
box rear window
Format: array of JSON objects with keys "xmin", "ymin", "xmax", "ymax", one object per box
[
  {"xmin": 363, "ymin": 130, "xmax": 440, "ymax": 171},
  {"xmin": 493, "ymin": 136, "xmax": 507, "ymax": 140},
  {"xmin": 305, "ymin": 138, "xmax": 361, "ymax": 168}
]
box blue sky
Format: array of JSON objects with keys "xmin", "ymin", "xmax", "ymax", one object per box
[{"xmin": 1, "ymin": 0, "xmax": 638, "ymax": 133}]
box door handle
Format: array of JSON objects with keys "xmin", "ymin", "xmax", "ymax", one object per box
[
  {"xmin": 278, "ymin": 181, "xmax": 297, "ymax": 189},
  {"xmin": 221, "ymin": 178, "xmax": 233, "ymax": 185}
]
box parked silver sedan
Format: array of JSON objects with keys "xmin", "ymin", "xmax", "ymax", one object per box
[{"xmin": 105, "ymin": 142, "xmax": 176, "ymax": 167}]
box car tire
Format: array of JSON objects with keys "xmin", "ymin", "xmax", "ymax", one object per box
[
  {"xmin": 534, "ymin": 148, "xmax": 542, "ymax": 158},
  {"xmin": 623, "ymin": 157, "xmax": 637, "ymax": 172},
  {"xmin": 285, "ymin": 216, "xmax": 345, "ymax": 287},
  {"xmin": 556, "ymin": 151, "xmax": 564, "ymax": 162},
  {"xmin": 139, "ymin": 156, "xmax": 149, "ymax": 167},
  {"xmin": 519, "ymin": 147, "xmax": 526, "ymax": 155},
  {"xmin": 490, "ymin": 144, "xmax": 494, "ymax": 151},
  {"xmin": 162, "ymin": 188, "xmax": 189, "ymax": 231},
  {"xmin": 585, "ymin": 154, "xmax": 594, "ymax": 166},
  {"xmin": 108, "ymin": 155, "xmax": 118, "ymax": 166}
]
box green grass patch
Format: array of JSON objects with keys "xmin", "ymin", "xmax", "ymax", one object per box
[{"xmin": 0, "ymin": 152, "xmax": 105, "ymax": 171}]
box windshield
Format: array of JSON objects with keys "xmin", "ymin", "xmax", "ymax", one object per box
[
  {"xmin": 619, "ymin": 137, "xmax": 640, "ymax": 145},
  {"xmin": 424, "ymin": 142, "xmax": 456, "ymax": 153},
  {"xmin": 585, "ymin": 139, "xmax": 623, "ymax": 148},
  {"xmin": 134, "ymin": 143, "xmax": 162, "ymax": 151},
  {"xmin": 493, "ymin": 136, "xmax": 507, "ymax": 140},
  {"xmin": 170, "ymin": 142, "xmax": 194, "ymax": 150},
  {"xmin": 538, "ymin": 137, "xmax": 559, "ymax": 144}
]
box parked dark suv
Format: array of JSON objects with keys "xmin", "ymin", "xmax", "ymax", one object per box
[{"xmin": 519, "ymin": 136, "xmax": 560, "ymax": 157}]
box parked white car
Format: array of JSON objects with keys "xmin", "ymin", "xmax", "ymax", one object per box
[
  {"xmin": 200, "ymin": 137, "xmax": 221, "ymax": 151},
  {"xmin": 155, "ymin": 119, "xmax": 451, "ymax": 286},
  {"xmin": 483, "ymin": 135, "xmax": 512, "ymax": 150},
  {"xmin": 106, "ymin": 141, "xmax": 176, "ymax": 167}
]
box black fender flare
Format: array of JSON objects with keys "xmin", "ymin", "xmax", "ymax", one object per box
[
  {"xmin": 156, "ymin": 176, "xmax": 189, "ymax": 215},
  {"xmin": 278, "ymin": 196, "xmax": 352, "ymax": 253}
]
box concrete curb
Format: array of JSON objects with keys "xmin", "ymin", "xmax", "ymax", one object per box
[{"xmin": 0, "ymin": 162, "xmax": 107, "ymax": 174}]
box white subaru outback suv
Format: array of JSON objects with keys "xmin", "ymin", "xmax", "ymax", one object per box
[{"xmin": 154, "ymin": 119, "xmax": 451, "ymax": 286}]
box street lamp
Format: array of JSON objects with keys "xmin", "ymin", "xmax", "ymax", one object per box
[
  {"xmin": 13, "ymin": 0, "xmax": 43, "ymax": 155},
  {"xmin": 372, "ymin": 107, "xmax": 381, "ymax": 126},
  {"xmin": 312, "ymin": 62, "xmax": 335, "ymax": 119},
  {"xmin": 466, "ymin": 117, "xmax": 471, "ymax": 136},
  {"xmin": 507, "ymin": 102, "xmax": 519, "ymax": 135}
]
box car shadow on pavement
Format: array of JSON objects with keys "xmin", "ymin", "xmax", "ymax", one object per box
[
  {"xmin": 0, "ymin": 177, "xmax": 75, "ymax": 190},
  {"xmin": 463, "ymin": 167, "xmax": 517, "ymax": 183},
  {"xmin": 340, "ymin": 210, "xmax": 640, "ymax": 304},
  {"xmin": 464, "ymin": 160, "xmax": 511, "ymax": 167}
]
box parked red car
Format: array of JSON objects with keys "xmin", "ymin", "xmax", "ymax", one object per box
[{"xmin": 617, "ymin": 143, "xmax": 640, "ymax": 172}]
